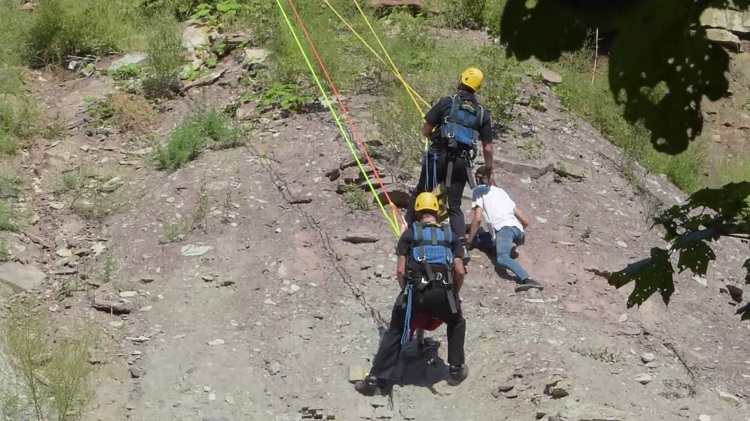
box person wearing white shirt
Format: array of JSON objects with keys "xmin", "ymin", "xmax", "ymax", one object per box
[{"xmin": 466, "ymin": 166, "xmax": 543, "ymax": 292}]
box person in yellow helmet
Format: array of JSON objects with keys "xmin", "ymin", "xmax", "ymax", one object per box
[
  {"xmin": 405, "ymin": 67, "xmax": 494, "ymax": 265},
  {"xmin": 355, "ymin": 192, "xmax": 468, "ymax": 396}
]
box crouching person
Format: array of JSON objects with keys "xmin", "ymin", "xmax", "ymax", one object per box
[
  {"xmin": 467, "ymin": 166, "xmax": 544, "ymax": 292},
  {"xmin": 354, "ymin": 192, "xmax": 469, "ymax": 396}
]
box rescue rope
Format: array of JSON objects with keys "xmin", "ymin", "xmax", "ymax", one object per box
[
  {"xmin": 275, "ymin": 0, "xmax": 403, "ymax": 236},
  {"xmin": 400, "ymin": 284, "xmax": 414, "ymax": 345},
  {"xmin": 323, "ymin": 0, "xmax": 431, "ymax": 152},
  {"xmin": 321, "ymin": 0, "xmax": 429, "ymax": 114}
]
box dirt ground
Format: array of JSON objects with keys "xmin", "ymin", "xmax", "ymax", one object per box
[{"xmin": 2, "ymin": 41, "xmax": 749, "ymax": 421}]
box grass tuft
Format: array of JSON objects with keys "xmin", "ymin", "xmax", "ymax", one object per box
[
  {"xmin": 154, "ymin": 106, "xmax": 245, "ymax": 172},
  {"xmin": 0, "ymin": 298, "xmax": 98, "ymax": 421}
]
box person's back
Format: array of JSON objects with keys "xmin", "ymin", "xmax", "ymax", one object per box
[
  {"xmin": 471, "ymin": 185, "xmax": 523, "ymax": 234},
  {"xmin": 467, "ymin": 166, "xmax": 543, "ymax": 292}
]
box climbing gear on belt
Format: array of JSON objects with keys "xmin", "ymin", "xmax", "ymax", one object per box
[
  {"xmin": 401, "ymin": 283, "xmax": 415, "ymax": 345},
  {"xmin": 460, "ymin": 67, "xmax": 484, "ymax": 92},
  {"xmin": 433, "ymin": 182, "xmax": 449, "ymax": 222}
]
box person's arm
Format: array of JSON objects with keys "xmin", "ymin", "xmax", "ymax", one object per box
[
  {"xmin": 514, "ymin": 207, "xmax": 531, "ymax": 229},
  {"xmin": 479, "ymin": 111, "xmax": 493, "ymax": 169},
  {"xmin": 396, "ymin": 255, "xmax": 407, "ymax": 290},
  {"xmin": 466, "ymin": 206, "xmax": 483, "ymax": 245},
  {"xmin": 450, "ymin": 235, "xmax": 466, "ymax": 293},
  {"xmin": 394, "ymin": 231, "xmax": 412, "ymax": 289},
  {"xmin": 452, "ymin": 257, "xmax": 465, "ymax": 294},
  {"xmin": 482, "ymin": 140, "xmax": 493, "ymax": 170},
  {"xmin": 422, "ymin": 98, "xmax": 447, "ymax": 138}
]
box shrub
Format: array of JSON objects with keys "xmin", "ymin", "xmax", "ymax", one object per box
[
  {"xmin": 0, "ymin": 94, "xmax": 38, "ymax": 155},
  {"xmin": 25, "ymin": 0, "xmax": 139, "ymax": 66},
  {"xmin": 154, "ymin": 107, "xmax": 245, "ymax": 172},
  {"xmin": 143, "ymin": 13, "xmax": 184, "ymax": 98},
  {"xmin": 0, "ymin": 299, "xmax": 97, "ymax": 421}
]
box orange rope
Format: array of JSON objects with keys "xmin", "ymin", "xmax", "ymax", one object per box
[{"xmin": 286, "ymin": 0, "xmax": 407, "ymax": 232}]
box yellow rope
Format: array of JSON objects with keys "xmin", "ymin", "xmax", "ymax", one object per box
[
  {"xmin": 274, "ymin": 0, "xmax": 401, "ymax": 237},
  {"xmin": 321, "ymin": 0, "xmax": 428, "ymax": 113}
]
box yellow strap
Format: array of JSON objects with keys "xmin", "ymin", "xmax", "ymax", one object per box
[
  {"xmin": 274, "ymin": 0, "xmax": 401, "ymax": 237},
  {"xmin": 323, "ymin": 0, "xmax": 431, "ymax": 152}
]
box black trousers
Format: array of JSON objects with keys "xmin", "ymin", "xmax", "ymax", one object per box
[
  {"xmin": 405, "ymin": 147, "xmax": 470, "ymax": 239},
  {"xmin": 369, "ymin": 285, "xmax": 466, "ymax": 380}
]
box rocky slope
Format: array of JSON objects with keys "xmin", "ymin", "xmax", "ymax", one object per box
[{"xmin": 0, "ymin": 21, "xmax": 748, "ymax": 421}]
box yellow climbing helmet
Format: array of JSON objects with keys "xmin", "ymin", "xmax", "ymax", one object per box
[
  {"xmin": 460, "ymin": 67, "xmax": 484, "ymax": 92},
  {"xmin": 414, "ymin": 192, "xmax": 439, "ymax": 212}
]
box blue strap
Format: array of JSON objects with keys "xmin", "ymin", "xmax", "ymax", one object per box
[
  {"xmin": 401, "ymin": 284, "xmax": 414, "ymax": 345},
  {"xmin": 432, "ymin": 152, "xmax": 437, "ymax": 191}
]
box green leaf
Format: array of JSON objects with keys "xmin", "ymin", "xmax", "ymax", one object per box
[
  {"xmin": 737, "ymin": 302, "xmax": 750, "ymax": 321},
  {"xmin": 676, "ymin": 240, "xmax": 716, "ymax": 276},
  {"xmin": 609, "ymin": 248, "xmax": 675, "ymax": 308}
]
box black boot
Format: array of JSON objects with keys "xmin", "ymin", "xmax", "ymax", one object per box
[
  {"xmin": 448, "ymin": 364, "xmax": 469, "ymax": 386},
  {"xmin": 354, "ymin": 375, "xmax": 383, "ymax": 396}
]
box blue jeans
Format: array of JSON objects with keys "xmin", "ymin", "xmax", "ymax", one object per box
[{"xmin": 496, "ymin": 226, "xmax": 529, "ymax": 281}]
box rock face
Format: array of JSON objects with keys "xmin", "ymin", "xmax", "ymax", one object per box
[
  {"xmin": 540, "ymin": 68, "xmax": 563, "ymax": 85},
  {"xmin": 700, "ymin": 6, "xmax": 750, "ymax": 50},
  {"xmin": 0, "ymin": 262, "xmax": 46, "ymax": 293},
  {"xmin": 705, "ymin": 28, "xmax": 742, "ymax": 49},
  {"xmin": 701, "ymin": 7, "xmax": 750, "ymax": 34}
]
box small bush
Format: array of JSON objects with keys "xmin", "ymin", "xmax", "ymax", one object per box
[
  {"xmin": 0, "ymin": 202, "xmax": 19, "ymax": 232},
  {"xmin": 143, "ymin": 13, "xmax": 184, "ymax": 98},
  {"xmin": 107, "ymin": 63, "xmax": 143, "ymax": 80},
  {"xmin": 0, "ymin": 94, "xmax": 38, "ymax": 155},
  {"xmin": 0, "ymin": 175, "xmax": 22, "ymax": 199},
  {"xmin": 0, "ymin": 299, "xmax": 97, "ymax": 421},
  {"xmin": 154, "ymin": 107, "xmax": 245, "ymax": 172},
  {"xmin": 0, "ymin": 236, "xmax": 10, "ymax": 262},
  {"xmin": 25, "ymin": 0, "xmax": 139, "ymax": 66},
  {"xmin": 427, "ymin": 0, "xmax": 507, "ymax": 34},
  {"xmin": 53, "ymin": 169, "xmax": 121, "ymax": 222},
  {"xmin": 344, "ymin": 185, "xmax": 370, "ymax": 211},
  {"xmin": 163, "ymin": 218, "xmax": 190, "ymax": 242}
]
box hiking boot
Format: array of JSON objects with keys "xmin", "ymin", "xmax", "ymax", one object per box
[
  {"xmin": 354, "ymin": 375, "xmax": 382, "ymax": 396},
  {"xmin": 515, "ymin": 278, "xmax": 544, "ymax": 292},
  {"xmin": 510, "ymin": 246, "xmax": 519, "ymax": 259},
  {"xmin": 448, "ymin": 364, "xmax": 469, "ymax": 386}
]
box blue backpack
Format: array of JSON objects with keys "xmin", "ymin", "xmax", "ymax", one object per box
[
  {"xmin": 440, "ymin": 95, "xmax": 484, "ymax": 148},
  {"xmin": 411, "ymin": 222, "xmax": 454, "ymax": 266}
]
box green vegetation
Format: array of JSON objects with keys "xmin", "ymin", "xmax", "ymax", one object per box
[
  {"xmin": 0, "ymin": 298, "xmax": 98, "ymax": 421},
  {"xmin": 0, "ymin": 79, "xmax": 37, "ymax": 155},
  {"xmin": 0, "ymin": 175, "xmax": 21, "ymax": 200},
  {"xmin": 143, "ymin": 12, "xmax": 184, "ymax": 98},
  {"xmin": 550, "ymin": 50, "xmax": 706, "ymax": 193},
  {"xmin": 24, "ymin": 0, "xmax": 139, "ymax": 66},
  {"xmin": 344, "ymin": 185, "xmax": 370, "ymax": 211},
  {"xmin": 154, "ymin": 106, "xmax": 246, "ymax": 172}
]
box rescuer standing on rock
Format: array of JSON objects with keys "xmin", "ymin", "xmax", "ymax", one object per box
[{"xmin": 404, "ymin": 68, "xmax": 494, "ymax": 264}]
